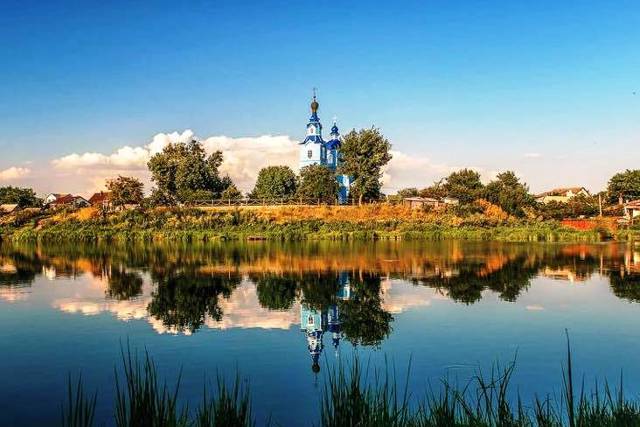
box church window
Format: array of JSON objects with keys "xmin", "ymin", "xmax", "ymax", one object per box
[{"xmin": 307, "ymin": 150, "xmax": 313, "ymax": 159}]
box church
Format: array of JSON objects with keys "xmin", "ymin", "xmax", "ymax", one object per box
[{"xmin": 298, "ymin": 91, "xmax": 351, "ymax": 203}]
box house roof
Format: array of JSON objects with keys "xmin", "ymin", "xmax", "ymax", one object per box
[
  {"xmin": 625, "ymin": 199, "xmax": 640, "ymax": 209},
  {"xmin": 403, "ymin": 197, "xmax": 440, "ymax": 202},
  {"xmin": 536, "ymin": 187, "xmax": 589, "ymax": 198},
  {"xmin": 89, "ymin": 191, "xmax": 111, "ymax": 204},
  {"xmin": 50, "ymin": 194, "xmax": 88, "ymax": 205},
  {"xmin": 0, "ymin": 204, "xmax": 18, "ymax": 212},
  {"xmin": 47, "ymin": 193, "xmax": 71, "ymax": 199}
]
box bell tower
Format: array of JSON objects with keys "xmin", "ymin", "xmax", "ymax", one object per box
[{"xmin": 299, "ymin": 89, "xmax": 326, "ymax": 169}]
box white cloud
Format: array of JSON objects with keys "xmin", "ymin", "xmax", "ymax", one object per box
[
  {"xmin": 48, "ymin": 129, "xmax": 501, "ymax": 195},
  {"xmin": 382, "ymin": 150, "xmax": 497, "ymax": 193},
  {"xmin": 50, "ymin": 130, "xmax": 299, "ymax": 193},
  {"xmin": 201, "ymin": 135, "xmax": 298, "ymax": 191},
  {"xmin": 0, "ymin": 166, "xmax": 31, "ymax": 181},
  {"xmin": 524, "ymin": 153, "xmax": 542, "ymax": 159}
]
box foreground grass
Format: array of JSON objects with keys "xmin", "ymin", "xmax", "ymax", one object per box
[
  {"xmin": 63, "ymin": 339, "xmax": 640, "ymax": 426},
  {"xmin": 1, "ymin": 205, "xmax": 614, "ymax": 243}
]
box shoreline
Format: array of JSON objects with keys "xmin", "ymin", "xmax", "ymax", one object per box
[{"xmin": 1, "ymin": 205, "xmax": 636, "ymax": 244}]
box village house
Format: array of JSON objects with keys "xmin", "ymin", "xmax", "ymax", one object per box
[
  {"xmin": 45, "ymin": 193, "xmax": 90, "ymax": 209},
  {"xmin": 88, "ymin": 191, "xmax": 111, "ymax": 208},
  {"xmin": 0, "ymin": 204, "xmax": 20, "ymax": 215},
  {"xmin": 624, "ymin": 200, "xmax": 640, "ymax": 224},
  {"xmin": 402, "ymin": 197, "xmax": 459, "ymax": 210},
  {"xmin": 535, "ymin": 187, "xmax": 590, "ymax": 204}
]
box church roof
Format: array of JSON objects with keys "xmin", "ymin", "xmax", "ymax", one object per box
[
  {"xmin": 325, "ymin": 138, "xmax": 341, "ymax": 150},
  {"xmin": 300, "ymin": 135, "xmax": 325, "ymax": 145}
]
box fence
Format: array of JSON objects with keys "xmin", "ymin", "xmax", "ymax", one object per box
[{"xmin": 187, "ymin": 198, "xmax": 357, "ymax": 207}]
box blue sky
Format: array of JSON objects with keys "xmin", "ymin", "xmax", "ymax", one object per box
[{"xmin": 1, "ymin": 0, "xmax": 638, "ymax": 195}]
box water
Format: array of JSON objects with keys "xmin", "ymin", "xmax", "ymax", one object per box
[{"xmin": 0, "ymin": 240, "xmax": 639, "ymax": 426}]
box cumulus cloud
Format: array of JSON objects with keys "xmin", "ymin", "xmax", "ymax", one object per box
[
  {"xmin": 0, "ymin": 166, "xmax": 31, "ymax": 181},
  {"xmin": 382, "ymin": 150, "xmax": 497, "ymax": 193},
  {"xmin": 48, "ymin": 128, "xmax": 498, "ymax": 195},
  {"xmin": 50, "ymin": 130, "xmax": 299, "ymax": 193},
  {"xmin": 52, "ymin": 130, "xmax": 195, "ymax": 170}
]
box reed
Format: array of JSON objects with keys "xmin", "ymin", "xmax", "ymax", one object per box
[
  {"xmin": 61, "ymin": 374, "xmax": 97, "ymax": 427},
  {"xmin": 60, "ymin": 340, "xmax": 640, "ymax": 426}
]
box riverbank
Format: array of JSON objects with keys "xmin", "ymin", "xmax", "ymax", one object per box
[{"xmin": 1, "ymin": 205, "xmax": 636, "ymax": 243}]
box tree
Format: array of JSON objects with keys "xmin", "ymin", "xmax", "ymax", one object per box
[
  {"xmin": 0, "ymin": 186, "xmax": 41, "ymax": 207},
  {"xmin": 442, "ymin": 169, "xmax": 483, "ymax": 204},
  {"xmin": 106, "ymin": 176, "xmax": 144, "ymax": 208},
  {"xmin": 607, "ymin": 169, "xmax": 640, "ymax": 205},
  {"xmin": 221, "ymin": 183, "xmax": 243, "ymax": 200},
  {"xmin": 147, "ymin": 139, "xmax": 227, "ymax": 204},
  {"xmin": 483, "ymin": 171, "xmax": 534, "ymax": 217},
  {"xmin": 296, "ymin": 164, "xmax": 339, "ymax": 203},
  {"xmin": 419, "ymin": 180, "xmax": 447, "ymax": 199},
  {"xmin": 339, "ymin": 128, "xmax": 392, "ymax": 204},
  {"xmin": 398, "ymin": 188, "xmax": 419, "ymax": 198},
  {"xmin": 250, "ymin": 166, "xmax": 297, "ymax": 200}
]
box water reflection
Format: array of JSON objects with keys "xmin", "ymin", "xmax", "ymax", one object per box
[{"xmin": 1, "ymin": 241, "xmax": 640, "ymax": 337}]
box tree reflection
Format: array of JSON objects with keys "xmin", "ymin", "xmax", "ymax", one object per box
[
  {"xmin": 106, "ymin": 267, "xmax": 143, "ymax": 300},
  {"xmin": 609, "ymin": 272, "xmax": 640, "ymax": 303},
  {"xmin": 148, "ymin": 273, "xmax": 241, "ymax": 333},
  {"xmin": 339, "ymin": 273, "xmax": 392, "ymax": 347},
  {"xmin": 253, "ymin": 274, "xmax": 298, "ymax": 310}
]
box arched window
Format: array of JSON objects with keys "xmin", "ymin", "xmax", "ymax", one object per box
[{"xmin": 307, "ymin": 150, "xmax": 313, "ymax": 159}]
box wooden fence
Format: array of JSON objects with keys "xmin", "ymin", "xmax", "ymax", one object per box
[{"xmin": 187, "ymin": 198, "xmax": 356, "ymax": 207}]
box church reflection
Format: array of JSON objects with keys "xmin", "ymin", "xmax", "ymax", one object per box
[{"xmin": 300, "ymin": 272, "xmax": 351, "ymax": 373}]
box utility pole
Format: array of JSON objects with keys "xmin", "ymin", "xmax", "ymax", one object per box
[{"xmin": 598, "ymin": 193, "xmax": 603, "ymax": 217}]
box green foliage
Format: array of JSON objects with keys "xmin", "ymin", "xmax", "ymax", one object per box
[
  {"xmin": 419, "ymin": 180, "xmax": 447, "ymax": 199},
  {"xmin": 607, "ymin": 169, "xmax": 640, "ymax": 204},
  {"xmin": 250, "ymin": 166, "xmax": 297, "ymax": 200},
  {"xmin": 0, "ymin": 186, "xmax": 41, "ymax": 207},
  {"xmin": 147, "ymin": 140, "xmax": 229, "ymax": 204},
  {"xmin": 483, "ymin": 171, "xmax": 534, "ymax": 217},
  {"xmin": 106, "ymin": 176, "xmax": 144, "ymax": 207},
  {"xmin": 339, "ymin": 128, "xmax": 392, "ymax": 203},
  {"xmin": 297, "ymin": 164, "xmax": 339, "ymax": 203},
  {"xmin": 397, "ymin": 188, "xmax": 419, "ymax": 198},
  {"xmin": 442, "ymin": 169, "xmax": 484, "ymax": 204},
  {"xmin": 221, "ymin": 183, "xmax": 243, "ymax": 200},
  {"xmin": 538, "ymin": 194, "xmax": 599, "ymax": 220}
]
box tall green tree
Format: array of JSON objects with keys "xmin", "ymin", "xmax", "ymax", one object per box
[
  {"xmin": 296, "ymin": 164, "xmax": 339, "ymax": 203},
  {"xmin": 0, "ymin": 186, "xmax": 41, "ymax": 207},
  {"xmin": 483, "ymin": 171, "xmax": 534, "ymax": 217},
  {"xmin": 147, "ymin": 140, "xmax": 227, "ymax": 204},
  {"xmin": 250, "ymin": 166, "xmax": 297, "ymax": 200},
  {"xmin": 607, "ymin": 169, "xmax": 640, "ymax": 204},
  {"xmin": 442, "ymin": 169, "xmax": 484, "ymax": 204},
  {"xmin": 221, "ymin": 183, "xmax": 243, "ymax": 200},
  {"xmin": 419, "ymin": 179, "xmax": 446, "ymax": 199},
  {"xmin": 338, "ymin": 128, "xmax": 392, "ymax": 204},
  {"xmin": 106, "ymin": 176, "xmax": 144, "ymax": 208}
]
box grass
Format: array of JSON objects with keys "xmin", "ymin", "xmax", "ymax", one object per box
[
  {"xmin": 61, "ymin": 338, "xmax": 640, "ymax": 426},
  {"xmin": 1, "ymin": 205, "xmax": 609, "ymax": 243},
  {"xmin": 63, "ymin": 344, "xmax": 254, "ymax": 427}
]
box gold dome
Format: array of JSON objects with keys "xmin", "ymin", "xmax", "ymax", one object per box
[{"xmin": 310, "ymin": 98, "xmax": 319, "ymax": 113}]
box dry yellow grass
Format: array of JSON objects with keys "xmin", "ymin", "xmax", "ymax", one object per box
[{"xmin": 198, "ymin": 203, "xmax": 443, "ymax": 223}]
